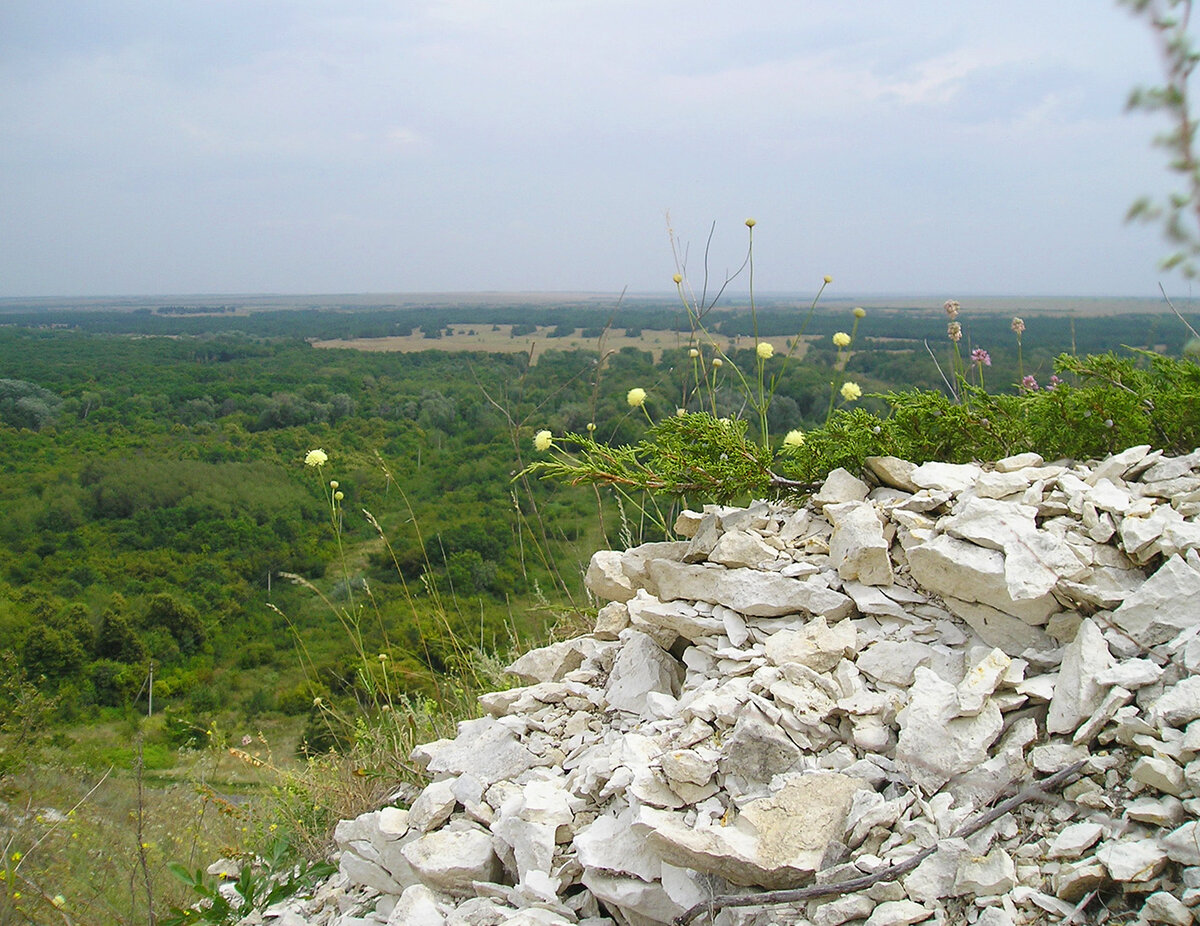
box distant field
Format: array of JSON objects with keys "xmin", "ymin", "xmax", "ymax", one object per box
[{"xmin": 311, "ymin": 325, "xmax": 812, "ymax": 363}]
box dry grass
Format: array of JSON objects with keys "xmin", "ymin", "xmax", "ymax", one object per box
[{"xmin": 311, "ymin": 325, "xmax": 810, "ymax": 364}]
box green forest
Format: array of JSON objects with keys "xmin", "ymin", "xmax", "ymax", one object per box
[
  {"xmin": 0, "ymin": 295, "xmax": 1196, "ymax": 922},
  {"xmin": 0, "ymin": 298, "xmax": 1193, "ymax": 741}
]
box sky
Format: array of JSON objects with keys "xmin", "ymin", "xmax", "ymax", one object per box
[{"xmin": 0, "ymin": 1, "xmax": 1190, "ymax": 299}]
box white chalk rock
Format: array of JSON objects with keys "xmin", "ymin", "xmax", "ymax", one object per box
[
  {"xmin": 896, "ymin": 667, "xmax": 1004, "ymax": 793},
  {"xmin": 605, "ymin": 629, "xmax": 681, "ymax": 716},
  {"xmin": 400, "ymin": 826, "xmax": 501, "ymax": 896},
  {"xmin": 764, "ymin": 617, "xmax": 858, "ymax": 674},
  {"xmin": 827, "ymin": 500, "xmax": 894, "ymax": 587},
  {"xmin": 1047, "ymin": 618, "xmax": 1113, "ymax": 735},
  {"xmin": 1110, "ymin": 554, "xmax": 1200, "ymax": 646}
]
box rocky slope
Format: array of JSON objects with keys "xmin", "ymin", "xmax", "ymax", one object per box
[{"xmin": 265, "ymin": 446, "xmax": 1200, "ymax": 926}]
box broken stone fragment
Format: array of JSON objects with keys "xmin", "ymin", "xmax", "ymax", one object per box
[
  {"xmin": 764, "ymin": 617, "xmax": 858, "ymax": 674},
  {"xmin": 648, "ymin": 559, "xmax": 853, "ymax": 620},
  {"xmin": 1047, "ymin": 618, "xmax": 1114, "ymax": 735},
  {"xmin": 907, "ymin": 534, "xmax": 1057, "ymax": 627},
  {"xmin": 826, "ymin": 500, "xmax": 894, "ymax": 587},
  {"xmin": 813, "ymin": 467, "xmax": 871, "ymax": 507},
  {"xmin": 604, "ymin": 629, "xmax": 682, "ymax": 716},
  {"xmin": 896, "ymin": 667, "xmax": 1004, "ymax": 793},
  {"xmin": 400, "ymin": 825, "xmax": 502, "ymax": 896},
  {"xmin": 635, "ymin": 772, "xmax": 865, "ymax": 889},
  {"xmin": 1109, "ymin": 554, "xmax": 1200, "ymax": 647}
]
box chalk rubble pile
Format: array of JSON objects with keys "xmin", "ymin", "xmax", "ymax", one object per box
[{"xmin": 270, "ymin": 446, "xmax": 1200, "ymax": 926}]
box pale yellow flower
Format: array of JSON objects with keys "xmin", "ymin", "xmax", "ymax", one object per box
[
  {"xmin": 712, "ymin": 357, "xmax": 723, "ymax": 368},
  {"xmin": 688, "ymin": 348, "xmax": 699, "ymax": 358},
  {"xmin": 841, "ymin": 381, "xmax": 862, "ymax": 402},
  {"xmin": 783, "ymin": 429, "xmax": 805, "ymax": 448},
  {"xmin": 626, "ymin": 387, "xmax": 647, "ymax": 408},
  {"xmin": 672, "ymin": 273, "xmax": 683, "ymax": 284},
  {"xmin": 832, "ymin": 332, "xmax": 851, "ymax": 348},
  {"xmin": 745, "ymin": 218, "xmax": 757, "ymax": 228},
  {"xmin": 853, "ymin": 307, "xmax": 866, "ymax": 319},
  {"xmin": 304, "ymin": 449, "xmax": 328, "ymax": 467},
  {"xmin": 586, "ymin": 422, "xmax": 596, "ymax": 432},
  {"xmin": 533, "ymin": 429, "xmax": 553, "ymax": 452},
  {"xmin": 944, "ymin": 299, "xmax": 961, "ymax": 319},
  {"xmin": 329, "ymin": 480, "xmax": 338, "ymax": 489},
  {"xmin": 823, "ymin": 275, "xmax": 833, "ymax": 284},
  {"xmin": 676, "ymin": 408, "xmax": 686, "ymax": 417},
  {"xmin": 756, "ymin": 341, "xmax": 774, "ymax": 359},
  {"xmin": 333, "ymin": 490, "xmax": 344, "ymax": 501},
  {"xmin": 1011, "ymin": 316, "xmax": 1025, "ymax": 335}
]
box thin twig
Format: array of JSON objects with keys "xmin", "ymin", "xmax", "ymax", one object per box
[
  {"xmin": 1159, "ymin": 281, "xmax": 1200, "ymax": 340},
  {"xmin": 675, "ymin": 761, "xmax": 1086, "ymax": 926}
]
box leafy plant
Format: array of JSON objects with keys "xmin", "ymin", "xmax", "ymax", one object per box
[{"xmin": 161, "ymin": 835, "xmax": 334, "ymax": 926}]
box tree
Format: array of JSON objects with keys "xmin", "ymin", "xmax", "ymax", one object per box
[{"xmin": 96, "ymin": 609, "xmax": 147, "ymax": 664}]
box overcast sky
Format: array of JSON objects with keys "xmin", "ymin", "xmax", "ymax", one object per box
[{"xmin": 0, "ymin": 1, "xmax": 1189, "ymax": 298}]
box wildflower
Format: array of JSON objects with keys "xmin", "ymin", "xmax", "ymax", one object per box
[
  {"xmin": 823, "ymin": 275, "xmax": 833, "ymax": 284},
  {"xmin": 944, "ymin": 300, "xmax": 961, "ymax": 319},
  {"xmin": 783, "ymin": 429, "xmax": 805, "ymax": 448},
  {"xmin": 1047, "ymin": 375, "xmax": 1062, "ymax": 390},
  {"xmin": 676, "ymin": 407, "xmax": 686, "ymax": 417},
  {"xmin": 745, "ymin": 217, "xmax": 757, "ymax": 228},
  {"xmin": 241, "ymin": 734, "xmax": 252, "ymax": 746},
  {"xmin": 378, "ymin": 653, "xmax": 388, "ymax": 661},
  {"xmin": 672, "ymin": 273, "xmax": 683, "ymax": 284},
  {"xmin": 756, "ymin": 341, "xmax": 774, "ymax": 359},
  {"xmin": 840, "ymin": 382, "xmax": 862, "ymax": 401},
  {"xmin": 832, "ymin": 332, "xmax": 851, "ymax": 348},
  {"xmin": 52, "ymin": 896, "xmax": 66, "ymax": 909},
  {"xmin": 533, "ymin": 429, "xmax": 553, "ymax": 452},
  {"xmin": 312, "ymin": 696, "xmax": 323, "ymax": 707},
  {"xmin": 586, "ymin": 422, "xmax": 596, "ymax": 432},
  {"xmin": 11, "ymin": 852, "xmax": 21, "ymax": 862},
  {"xmin": 334, "ymin": 490, "xmax": 344, "ymax": 501},
  {"xmin": 970, "ymin": 349, "xmax": 991, "ymax": 367},
  {"xmin": 304, "ymin": 448, "xmax": 328, "ymax": 467},
  {"xmin": 947, "ymin": 321, "xmax": 962, "ymax": 342},
  {"xmin": 626, "ymin": 387, "xmax": 647, "ymax": 408},
  {"xmin": 853, "ymin": 307, "xmax": 866, "ymax": 319},
  {"xmin": 329, "ymin": 480, "xmax": 338, "ymax": 489},
  {"xmin": 1022, "ymin": 375, "xmax": 1040, "ymax": 391},
  {"xmin": 1011, "ymin": 316, "xmax": 1025, "ymax": 335},
  {"xmin": 712, "ymin": 357, "xmax": 723, "ymax": 368},
  {"xmin": 688, "ymin": 348, "xmax": 699, "ymax": 358}
]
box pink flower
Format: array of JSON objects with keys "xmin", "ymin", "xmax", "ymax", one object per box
[
  {"xmin": 1021, "ymin": 375, "xmax": 1040, "ymax": 391},
  {"xmin": 947, "ymin": 321, "xmax": 962, "ymax": 342},
  {"xmin": 944, "ymin": 300, "xmax": 961, "ymax": 319},
  {"xmin": 1046, "ymin": 375, "xmax": 1062, "ymax": 391},
  {"xmin": 970, "ymin": 349, "xmax": 991, "ymax": 367},
  {"xmin": 1011, "ymin": 316, "xmax": 1025, "ymax": 336}
]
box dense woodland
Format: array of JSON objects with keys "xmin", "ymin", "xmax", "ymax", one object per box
[{"xmin": 0, "ymin": 297, "xmax": 1193, "ymax": 759}]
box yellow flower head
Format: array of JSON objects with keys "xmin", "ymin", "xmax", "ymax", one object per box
[
  {"xmin": 304, "ymin": 449, "xmax": 328, "ymax": 467},
  {"xmin": 841, "ymin": 382, "xmax": 862, "ymax": 402},
  {"xmin": 672, "ymin": 273, "xmax": 683, "ymax": 284},
  {"xmin": 329, "ymin": 480, "xmax": 338, "ymax": 489},
  {"xmin": 533, "ymin": 429, "xmax": 553, "ymax": 452},
  {"xmin": 333, "ymin": 490, "xmax": 344, "ymax": 501},
  {"xmin": 676, "ymin": 407, "xmax": 686, "ymax": 417},
  {"xmin": 853, "ymin": 307, "xmax": 866, "ymax": 319},
  {"xmin": 626, "ymin": 387, "xmax": 647, "ymax": 408},
  {"xmin": 712, "ymin": 357, "xmax": 723, "ymax": 368},
  {"xmin": 756, "ymin": 341, "xmax": 774, "ymax": 359},
  {"xmin": 823, "ymin": 275, "xmax": 833, "ymax": 284},
  {"xmin": 783, "ymin": 429, "xmax": 805, "ymax": 449},
  {"xmin": 832, "ymin": 332, "xmax": 851, "ymax": 348},
  {"xmin": 688, "ymin": 348, "xmax": 699, "ymax": 358},
  {"xmin": 745, "ymin": 217, "xmax": 757, "ymax": 228},
  {"xmin": 586, "ymin": 422, "xmax": 597, "ymax": 432}
]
